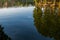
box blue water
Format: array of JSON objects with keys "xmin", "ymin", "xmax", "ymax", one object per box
[{"xmin": 0, "ymin": 7, "xmax": 52, "ymax": 40}]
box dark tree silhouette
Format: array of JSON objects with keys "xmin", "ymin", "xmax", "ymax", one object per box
[{"xmin": 0, "ymin": 25, "xmax": 11, "ymax": 40}]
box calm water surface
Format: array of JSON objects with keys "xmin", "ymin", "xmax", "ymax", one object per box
[{"xmin": 0, "ymin": 7, "xmax": 52, "ymax": 40}]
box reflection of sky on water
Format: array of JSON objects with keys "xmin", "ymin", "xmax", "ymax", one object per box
[
  {"xmin": 0, "ymin": 7, "xmax": 52, "ymax": 40},
  {"xmin": 0, "ymin": 6, "xmax": 34, "ymax": 17}
]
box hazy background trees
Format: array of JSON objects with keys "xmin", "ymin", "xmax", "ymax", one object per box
[{"xmin": 0, "ymin": 0, "xmax": 34, "ymax": 7}]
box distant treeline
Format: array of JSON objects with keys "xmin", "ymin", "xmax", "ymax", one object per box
[{"xmin": 0, "ymin": 0, "xmax": 34, "ymax": 7}]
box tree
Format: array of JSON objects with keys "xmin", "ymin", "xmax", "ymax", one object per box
[{"xmin": 0, "ymin": 25, "xmax": 11, "ymax": 40}]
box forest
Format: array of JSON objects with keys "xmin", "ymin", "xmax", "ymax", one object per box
[{"xmin": 0, "ymin": 0, "xmax": 34, "ymax": 7}]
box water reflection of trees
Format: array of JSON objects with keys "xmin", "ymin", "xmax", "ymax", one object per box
[
  {"xmin": 0, "ymin": 25, "xmax": 11, "ymax": 40},
  {"xmin": 33, "ymin": 7, "xmax": 60, "ymax": 40}
]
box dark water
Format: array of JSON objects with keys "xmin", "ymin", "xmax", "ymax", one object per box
[{"xmin": 0, "ymin": 7, "xmax": 53, "ymax": 40}]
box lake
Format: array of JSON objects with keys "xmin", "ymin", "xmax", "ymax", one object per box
[{"xmin": 0, "ymin": 6, "xmax": 55, "ymax": 40}]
